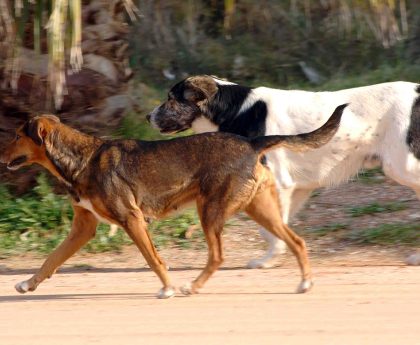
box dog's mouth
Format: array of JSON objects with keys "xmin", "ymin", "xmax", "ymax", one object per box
[
  {"xmin": 159, "ymin": 127, "xmax": 188, "ymax": 135},
  {"xmin": 7, "ymin": 156, "xmax": 27, "ymax": 170}
]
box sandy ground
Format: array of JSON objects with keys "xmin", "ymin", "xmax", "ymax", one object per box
[{"xmin": 0, "ymin": 250, "xmax": 419, "ymax": 345}]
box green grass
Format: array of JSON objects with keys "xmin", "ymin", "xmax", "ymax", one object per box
[
  {"xmin": 0, "ymin": 174, "xmax": 202, "ymax": 257},
  {"xmin": 356, "ymin": 168, "xmax": 385, "ymax": 185},
  {"xmin": 347, "ymin": 201, "xmax": 408, "ymax": 218},
  {"xmin": 306, "ymin": 223, "xmax": 349, "ymax": 236},
  {"xmin": 149, "ymin": 209, "xmax": 202, "ymax": 249},
  {"xmin": 346, "ymin": 223, "xmax": 420, "ymax": 246}
]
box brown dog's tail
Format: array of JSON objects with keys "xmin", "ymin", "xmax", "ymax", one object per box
[{"xmin": 250, "ymin": 103, "xmax": 348, "ymax": 155}]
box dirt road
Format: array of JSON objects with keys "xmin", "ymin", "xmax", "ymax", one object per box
[{"xmin": 1, "ymin": 259, "xmax": 419, "ymax": 345}]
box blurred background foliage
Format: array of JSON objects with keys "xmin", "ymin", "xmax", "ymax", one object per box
[
  {"xmin": 0, "ymin": 0, "xmax": 419, "ymax": 254},
  {"xmin": 130, "ymin": 0, "xmax": 419, "ymax": 88}
]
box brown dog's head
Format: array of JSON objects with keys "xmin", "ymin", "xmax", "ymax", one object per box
[
  {"xmin": 0, "ymin": 115, "xmax": 60, "ymax": 170},
  {"xmin": 147, "ymin": 75, "xmax": 219, "ymax": 134}
]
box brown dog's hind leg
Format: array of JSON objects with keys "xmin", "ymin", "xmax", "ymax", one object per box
[
  {"xmin": 15, "ymin": 206, "xmax": 98, "ymax": 294},
  {"xmin": 180, "ymin": 200, "xmax": 225, "ymax": 295},
  {"xmin": 124, "ymin": 210, "xmax": 175, "ymax": 299},
  {"xmin": 245, "ymin": 184, "xmax": 313, "ymax": 293}
]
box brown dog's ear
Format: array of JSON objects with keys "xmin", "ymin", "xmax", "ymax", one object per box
[
  {"xmin": 184, "ymin": 76, "xmax": 218, "ymax": 102},
  {"xmin": 23, "ymin": 115, "xmax": 59, "ymax": 145},
  {"xmin": 23, "ymin": 119, "xmax": 48, "ymax": 146}
]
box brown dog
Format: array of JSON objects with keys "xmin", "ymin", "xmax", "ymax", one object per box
[{"xmin": 0, "ymin": 104, "xmax": 346, "ymax": 298}]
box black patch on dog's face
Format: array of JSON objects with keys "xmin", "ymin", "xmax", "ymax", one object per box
[{"xmin": 406, "ymin": 85, "xmax": 420, "ymax": 159}]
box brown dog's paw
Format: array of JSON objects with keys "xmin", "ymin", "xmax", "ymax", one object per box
[
  {"xmin": 296, "ymin": 279, "xmax": 313, "ymax": 293},
  {"xmin": 157, "ymin": 287, "xmax": 175, "ymax": 299},
  {"xmin": 180, "ymin": 282, "xmax": 199, "ymax": 296},
  {"xmin": 15, "ymin": 280, "xmax": 31, "ymax": 294}
]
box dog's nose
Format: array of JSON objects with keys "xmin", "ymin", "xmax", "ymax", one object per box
[{"xmin": 146, "ymin": 114, "xmax": 151, "ymax": 122}]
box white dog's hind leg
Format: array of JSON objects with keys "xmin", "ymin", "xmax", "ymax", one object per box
[
  {"xmin": 246, "ymin": 230, "xmax": 288, "ymax": 269},
  {"xmin": 406, "ymin": 188, "xmax": 420, "ymax": 266},
  {"xmin": 108, "ymin": 224, "xmax": 118, "ymax": 237},
  {"xmin": 247, "ymin": 188, "xmax": 313, "ymax": 269},
  {"xmin": 383, "ymin": 157, "xmax": 420, "ymax": 266}
]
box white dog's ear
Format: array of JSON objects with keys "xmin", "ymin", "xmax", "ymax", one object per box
[{"xmin": 185, "ymin": 76, "xmax": 218, "ymax": 102}]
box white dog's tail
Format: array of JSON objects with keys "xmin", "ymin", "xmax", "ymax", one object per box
[{"xmin": 250, "ymin": 103, "xmax": 348, "ymax": 154}]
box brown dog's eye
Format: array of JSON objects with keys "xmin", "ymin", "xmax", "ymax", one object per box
[{"xmin": 16, "ymin": 135, "xmax": 21, "ymax": 141}]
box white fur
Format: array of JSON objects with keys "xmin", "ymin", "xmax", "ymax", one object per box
[
  {"xmin": 108, "ymin": 224, "xmax": 119, "ymax": 237},
  {"xmin": 180, "ymin": 282, "xmax": 195, "ymax": 295},
  {"xmin": 148, "ymin": 106, "xmax": 161, "ymax": 130},
  {"xmin": 406, "ymin": 253, "xmax": 420, "ymax": 266},
  {"xmin": 212, "ymin": 76, "xmax": 237, "ymax": 85},
  {"xmin": 157, "ymin": 287, "xmax": 176, "ymax": 299},
  {"xmin": 15, "ymin": 280, "xmax": 30, "ymax": 294},
  {"xmin": 191, "ymin": 116, "xmax": 219, "ymax": 133},
  {"xmin": 297, "ymin": 279, "xmax": 313, "ymax": 293},
  {"xmin": 246, "ymin": 237, "xmax": 287, "ymax": 269},
  {"xmin": 7, "ymin": 164, "xmax": 20, "ymax": 171},
  {"xmin": 76, "ymin": 198, "xmax": 115, "ymax": 225},
  {"xmin": 192, "ymin": 81, "xmax": 420, "ymax": 268}
]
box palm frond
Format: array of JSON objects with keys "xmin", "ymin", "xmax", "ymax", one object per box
[{"xmin": 0, "ymin": 0, "xmax": 140, "ymax": 110}]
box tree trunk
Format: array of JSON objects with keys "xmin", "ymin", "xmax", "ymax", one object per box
[{"xmin": 0, "ymin": 0, "xmax": 133, "ymax": 191}]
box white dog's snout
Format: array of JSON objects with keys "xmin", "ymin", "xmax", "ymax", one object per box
[{"xmin": 148, "ymin": 107, "xmax": 161, "ymax": 129}]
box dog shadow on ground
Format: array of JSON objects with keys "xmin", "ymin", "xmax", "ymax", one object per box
[
  {"xmin": 0, "ymin": 290, "xmax": 296, "ymax": 303},
  {"xmin": 0, "ymin": 265, "xmax": 250, "ymax": 276}
]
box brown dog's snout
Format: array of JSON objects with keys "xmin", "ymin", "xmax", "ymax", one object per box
[
  {"xmin": 0, "ymin": 152, "xmax": 6, "ymax": 164},
  {"xmin": 0, "ymin": 144, "xmax": 11, "ymax": 164}
]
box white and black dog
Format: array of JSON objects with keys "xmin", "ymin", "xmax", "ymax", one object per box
[{"xmin": 148, "ymin": 75, "xmax": 420, "ymax": 268}]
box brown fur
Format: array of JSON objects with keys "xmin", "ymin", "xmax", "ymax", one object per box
[{"xmin": 0, "ymin": 112, "xmax": 343, "ymax": 297}]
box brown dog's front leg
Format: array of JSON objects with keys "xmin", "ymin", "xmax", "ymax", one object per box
[
  {"xmin": 124, "ymin": 211, "xmax": 175, "ymax": 299},
  {"xmin": 15, "ymin": 206, "xmax": 98, "ymax": 293}
]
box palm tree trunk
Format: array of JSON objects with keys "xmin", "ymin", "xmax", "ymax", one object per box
[{"xmin": 0, "ymin": 0, "xmax": 133, "ymax": 190}]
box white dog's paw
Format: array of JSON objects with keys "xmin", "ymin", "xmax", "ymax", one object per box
[
  {"xmin": 247, "ymin": 258, "xmax": 276, "ymax": 269},
  {"xmin": 180, "ymin": 282, "xmax": 198, "ymax": 296},
  {"xmin": 246, "ymin": 246, "xmax": 287, "ymax": 269},
  {"xmin": 15, "ymin": 280, "xmax": 31, "ymax": 294},
  {"xmin": 296, "ymin": 279, "xmax": 313, "ymax": 294},
  {"xmin": 406, "ymin": 253, "xmax": 420, "ymax": 266},
  {"xmin": 157, "ymin": 287, "xmax": 175, "ymax": 299},
  {"xmin": 246, "ymin": 255, "xmax": 286, "ymax": 269}
]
